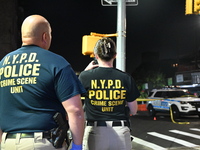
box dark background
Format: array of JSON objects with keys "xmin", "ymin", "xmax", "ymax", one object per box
[{"xmin": 17, "ymin": 0, "xmax": 200, "ymax": 74}]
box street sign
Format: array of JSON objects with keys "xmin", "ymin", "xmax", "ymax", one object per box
[{"xmin": 101, "ymin": 0, "xmax": 138, "ymax": 6}]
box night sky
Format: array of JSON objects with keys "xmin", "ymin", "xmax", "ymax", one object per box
[{"xmin": 19, "ymin": 0, "xmax": 200, "ymax": 74}]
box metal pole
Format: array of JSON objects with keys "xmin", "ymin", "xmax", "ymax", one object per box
[{"xmin": 116, "ymin": 0, "xmax": 126, "ymax": 71}]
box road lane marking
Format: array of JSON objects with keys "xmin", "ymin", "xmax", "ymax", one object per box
[
  {"xmin": 169, "ymin": 130, "xmax": 200, "ymax": 139},
  {"xmin": 190, "ymin": 128, "xmax": 200, "ymax": 132},
  {"xmin": 147, "ymin": 132, "xmax": 198, "ymax": 147},
  {"xmin": 131, "ymin": 135, "xmax": 167, "ymax": 150}
]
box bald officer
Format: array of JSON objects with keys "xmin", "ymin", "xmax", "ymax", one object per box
[{"xmin": 0, "ymin": 15, "xmax": 85, "ymax": 150}]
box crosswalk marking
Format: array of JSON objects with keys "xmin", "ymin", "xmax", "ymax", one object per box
[
  {"xmin": 147, "ymin": 132, "xmax": 198, "ymax": 147},
  {"xmin": 131, "ymin": 135, "xmax": 167, "ymax": 150},
  {"xmin": 190, "ymin": 128, "xmax": 200, "ymax": 132},
  {"xmin": 169, "ymin": 130, "xmax": 200, "ymax": 139}
]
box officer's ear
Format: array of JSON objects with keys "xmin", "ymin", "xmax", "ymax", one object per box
[
  {"xmin": 42, "ymin": 32, "xmax": 47, "ymax": 43},
  {"xmin": 113, "ymin": 54, "xmax": 117, "ymax": 59},
  {"xmin": 42, "ymin": 32, "xmax": 51, "ymax": 50},
  {"xmin": 94, "ymin": 54, "xmax": 99, "ymax": 60}
]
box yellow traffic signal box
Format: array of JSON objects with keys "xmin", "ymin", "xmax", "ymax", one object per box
[
  {"xmin": 82, "ymin": 35, "xmax": 102, "ymax": 57},
  {"xmin": 194, "ymin": 0, "xmax": 200, "ymax": 13},
  {"xmin": 185, "ymin": 0, "xmax": 193, "ymax": 15}
]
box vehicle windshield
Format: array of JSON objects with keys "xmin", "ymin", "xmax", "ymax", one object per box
[
  {"xmin": 152, "ymin": 90, "xmax": 194, "ymax": 98},
  {"xmin": 166, "ymin": 91, "xmax": 193, "ymax": 98}
]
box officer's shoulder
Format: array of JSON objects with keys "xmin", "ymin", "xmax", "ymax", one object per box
[
  {"xmin": 79, "ymin": 68, "xmax": 97, "ymax": 77},
  {"xmin": 114, "ymin": 68, "xmax": 132, "ymax": 77}
]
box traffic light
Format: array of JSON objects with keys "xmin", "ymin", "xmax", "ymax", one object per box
[
  {"xmin": 185, "ymin": 0, "xmax": 193, "ymax": 15},
  {"xmin": 194, "ymin": 0, "xmax": 200, "ymax": 13},
  {"xmin": 82, "ymin": 35, "xmax": 102, "ymax": 57}
]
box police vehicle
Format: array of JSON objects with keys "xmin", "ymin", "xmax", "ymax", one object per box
[{"xmin": 147, "ymin": 88, "xmax": 200, "ymax": 119}]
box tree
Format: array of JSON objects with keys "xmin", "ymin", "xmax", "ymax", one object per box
[
  {"xmin": 145, "ymin": 71, "xmax": 166, "ymax": 89},
  {"xmin": 132, "ymin": 67, "xmax": 166, "ymax": 92}
]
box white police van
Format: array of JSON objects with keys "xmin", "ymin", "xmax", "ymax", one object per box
[{"xmin": 147, "ymin": 88, "xmax": 200, "ymax": 119}]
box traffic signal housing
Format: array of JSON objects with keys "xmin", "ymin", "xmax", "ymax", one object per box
[
  {"xmin": 185, "ymin": 0, "xmax": 193, "ymax": 15},
  {"xmin": 194, "ymin": 0, "xmax": 200, "ymax": 14},
  {"xmin": 82, "ymin": 35, "xmax": 102, "ymax": 57}
]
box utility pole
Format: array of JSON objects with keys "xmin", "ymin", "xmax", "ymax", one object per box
[
  {"xmin": 83, "ymin": 0, "xmax": 138, "ymax": 71},
  {"xmin": 101, "ymin": 0, "xmax": 138, "ymax": 71},
  {"xmin": 116, "ymin": 0, "xmax": 126, "ymax": 71}
]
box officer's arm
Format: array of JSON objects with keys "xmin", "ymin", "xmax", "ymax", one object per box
[
  {"xmin": 84, "ymin": 60, "xmax": 99, "ymax": 71},
  {"xmin": 0, "ymin": 128, "xmax": 2, "ymax": 143},
  {"xmin": 62, "ymin": 94, "xmax": 85, "ymax": 145},
  {"xmin": 127, "ymin": 100, "xmax": 138, "ymax": 115}
]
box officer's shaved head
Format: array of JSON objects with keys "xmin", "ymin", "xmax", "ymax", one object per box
[{"xmin": 21, "ymin": 15, "xmax": 52, "ymax": 50}]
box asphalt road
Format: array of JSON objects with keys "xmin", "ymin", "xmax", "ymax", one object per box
[{"xmin": 130, "ymin": 111, "xmax": 200, "ymax": 150}]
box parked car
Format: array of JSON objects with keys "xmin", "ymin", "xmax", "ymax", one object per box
[
  {"xmin": 146, "ymin": 88, "xmax": 200, "ymax": 119},
  {"xmin": 177, "ymin": 84, "xmax": 200, "ymax": 97}
]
